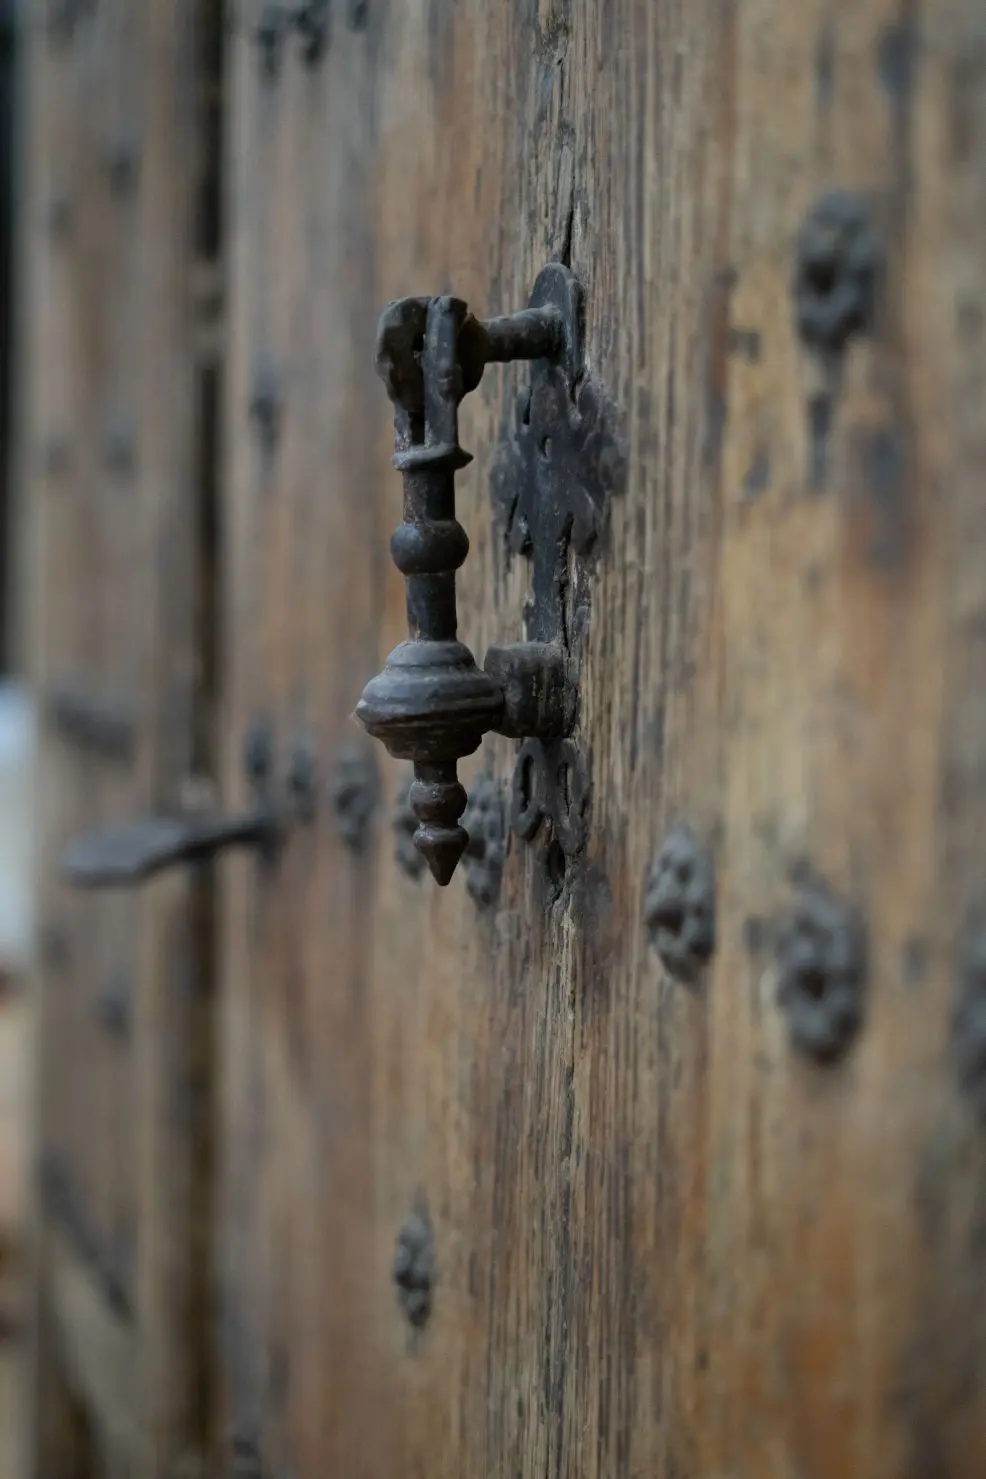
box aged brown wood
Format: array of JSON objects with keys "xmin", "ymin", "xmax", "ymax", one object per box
[
  {"xmin": 15, "ymin": 0, "xmax": 986, "ymax": 1475},
  {"xmin": 21, "ymin": 3, "xmax": 218, "ymax": 1475},
  {"xmin": 217, "ymin": 2, "xmax": 986, "ymax": 1477}
]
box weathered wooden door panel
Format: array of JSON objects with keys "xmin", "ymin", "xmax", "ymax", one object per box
[{"xmin": 24, "ymin": 4, "xmax": 217, "ymax": 1474}]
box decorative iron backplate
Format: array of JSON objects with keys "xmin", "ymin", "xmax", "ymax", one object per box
[{"xmin": 491, "ymin": 265, "xmax": 626, "ymax": 865}]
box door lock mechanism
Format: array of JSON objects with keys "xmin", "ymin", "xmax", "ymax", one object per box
[{"xmin": 356, "ymin": 263, "xmax": 623, "ymax": 887}]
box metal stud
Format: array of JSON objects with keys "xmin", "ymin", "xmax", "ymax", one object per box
[
  {"xmin": 776, "ymin": 874, "xmax": 866, "ymax": 1061},
  {"xmin": 643, "ymin": 822, "xmax": 716, "ymax": 985}
]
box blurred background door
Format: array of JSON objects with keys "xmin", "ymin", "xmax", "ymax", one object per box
[{"xmin": 14, "ymin": 2, "xmax": 986, "ymax": 1479}]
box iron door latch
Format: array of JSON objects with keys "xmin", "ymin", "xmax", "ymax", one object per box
[
  {"xmin": 60, "ymin": 726, "xmax": 288, "ymax": 888},
  {"xmin": 356, "ymin": 263, "xmax": 624, "ymax": 886}
]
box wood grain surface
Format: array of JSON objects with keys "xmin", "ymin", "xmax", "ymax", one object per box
[
  {"xmin": 16, "ymin": 0, "xmax": 986, "ymax": 1475},
  {"xmin": 22, "ymin": 4, "xmax": 214, "ymax": 1475},
  {"xmin": 216, "ymin": 2, "xmax": 986, "ymax": 1477}
]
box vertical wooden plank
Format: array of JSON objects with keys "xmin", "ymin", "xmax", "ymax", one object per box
[{"xmin": 20, "ymin": 2, "xmax": 214, "ymax": 1474}]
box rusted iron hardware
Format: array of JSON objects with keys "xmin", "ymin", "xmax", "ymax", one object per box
[
  {"xmin": 59, "ymin": 722, "xmax": 288, "ymax": 888},
  {"xmin": 256, "ymin": 0, "xmax": 330, "ymax": 72},
  {"xmin": 644, "ymin": 822, "xmax": 716, "ymax": 985},
  {"xmin": 794, "ymin": 191, "xmax": 882, "ymax": 356},
  {"xmin": 511, "ymin": 736, "xmax": 589, "ymax": 858},
  {"xmin": 461, "ymin": 774, "xmax": 507, "ymax": 908},
  {"xmin": 393, "ymin": 1207, "xmax": 435, "ymax": 1330},
  {"xmin": 358, "ymin": 264, "xmax": 615, "ymax": 886},
  {"xmin": 329, "ymin": 745, "xmax": 379, "ymax": 849},
  {"xmin": 776, "ymin": 874, "xmax": 866, "ymax": 1061}
]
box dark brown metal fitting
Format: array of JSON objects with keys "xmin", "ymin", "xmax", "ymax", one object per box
[
  {"xmin": 484, "ymin": 642, "xmax": 576, "ymax": 741},
  {"xmin": 250, "ymin": 361, "xmax": 281, "ymax": 454},
  {"xmin": 794, "ymin": 191, "xmax": 882, "ymax": 356},
  {"xmin": 644, "ymin": 822, "xmax": 716, "ymax": 985},
  {"xmin": 356, "ymin": 268, "xmax": 580, "ymax": 887},
  {"xmin": 777, "ymin": 875, "xmax": 866, "ymax": 1061},
  {"xmin": 461, "ymin": 775, "xmax": 507, "ymax": 908},
  {"xmin": 294, "ymin": 0, "xmax": 330, "ymax": 62},
  {"xmin": 255, "ymin": 3, "xmax": 288, "ymax": 74},
  {"xmin": 104, "ymin": 135, "xmax": 140, "ymax": 198},
  {"xmin": 510, "ymin": 737, "xmax": 589, "ymax": 858},
  {"xmin": 392, "ymin": 776, "xmax": 427, "ymax": 880},
  {"xmin": 393, "ymin": 1208, "xmax": 434, "ymax": 1330},
  {"xmin": 329, "ymin": 746, "xmax": 379, "ymax": 850}
]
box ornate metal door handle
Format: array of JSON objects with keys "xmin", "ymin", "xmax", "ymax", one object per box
[{"xmin": 356, "ymin": 265, "xmax": 588, "ymax": 886}]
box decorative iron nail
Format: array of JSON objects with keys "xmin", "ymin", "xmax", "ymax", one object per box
[
  {"xmin": 255, "ymin": 3, "xmax": 288, "ymax": 75},
  {"xmin": 393, "ymin": 1208, "xmax": 434, "ymax": 1329},
  {"xmin": 94, "ymin": 971, "xmax": 132, "ymax": 1040},
  {"xmin": 951, "ymin": 923, "xmax": 986, "ymax": 1120},
  {"xmin": 643, "ymin": 822, "xmax": 716, "ymax": 985},
  {"xmin": 356, "ymin": 268, "xmax": 595, "ymax": 887},
  {"xmin": 250, "ymin": 363, "xmax": 282, "ymax": 455},
  {"xmin": 509, "ymin": 737, "xmax": 589, "ymax": 859},
  {"xmin": 776, "ymin": 875, "xmax": 866, "ymax": 1061},
  {"xmin": 461, "ymin": 774, "xmax": 506, "ymax": 907},
  {"xmin": 794, "ymin": 191, "xmax": 882, "ymax": 355},
  {"xmin": 294, "ymin": 0, "xmax": 329, "ymax": 62},
  {"xmin": 329, "ymin": 747, "xmax": 379, "ymax": 850},
  {"xmin": 392, "ymin": 778, "xmax": 426, "ymax": 880},
  {"xmin": 286, "ymin": 734, "xmax": 318, "ymax": 823}
]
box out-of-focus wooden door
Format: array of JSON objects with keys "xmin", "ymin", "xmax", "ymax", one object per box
[{"xmin": 23, "ymin": 4, "xmax": 220, "ymax": 1475}]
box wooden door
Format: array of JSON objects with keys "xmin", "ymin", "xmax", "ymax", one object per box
[
  {"xmin": 22, "ymin": 4, "xmax": 220, "ymax": 1475},
  {"xmin": 19, "ymin": 1, "xmax": 986, "ymax": 1477},
  {"xmin": 218, "ymin": 2, "xmax": 986, "ymax": 1477}
]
